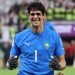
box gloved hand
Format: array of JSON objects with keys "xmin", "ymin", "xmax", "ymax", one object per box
[
  {"xmin": 49, "ymin": 56, "xmax": 61, "ymax": 70},
  {"xmin": 7, "ymin": 56, "xmax": 18, "ymax": 70}
]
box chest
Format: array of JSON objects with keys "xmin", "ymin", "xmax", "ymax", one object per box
[{"xmin": 20, "ymin": 34, "xmax": 55, "ymax": 55}]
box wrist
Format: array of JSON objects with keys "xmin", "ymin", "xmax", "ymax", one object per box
[{"xmin": 59, "ymin": 62, "xmax": 66, "ymax": 70}]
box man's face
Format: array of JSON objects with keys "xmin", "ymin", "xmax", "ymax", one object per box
[{"xmin": 29, "ymin": 10, "xmax": 45, "ymax": 27}]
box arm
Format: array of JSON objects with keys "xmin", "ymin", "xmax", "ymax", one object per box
[
  {"xmin": 55, "ymin": 56, "xmax": 66, "ymax": 75},
  {"xmin": 7, "ymin": 35, "xmax": 20, "ymax": 70},
  {"xmin": 55, "ymin": 33, "xmax": 66, "ymax": 70},
  {"xmin": 49, "ymin": 55, "xmax": 66, "ymax": 71},
  {"xmin": 58, "ymin": 55, "xmax": 66, "ymax": 70},
  {"xmin": 49, "ymin": 33, "xmax": 66, "ymax": 71}
]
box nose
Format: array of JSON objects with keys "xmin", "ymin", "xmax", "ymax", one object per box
[{"xmin": 34, "ymin": 14, "xmax": 38, "ymax": 18}]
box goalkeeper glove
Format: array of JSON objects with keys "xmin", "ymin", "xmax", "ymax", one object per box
[
  {"xmin": 49, "ymin": 56, "xmax": 61, "ymax": 70},
  {"xmin": 7, "ymin": 56, "xmax": 18, "ymax": 70}
]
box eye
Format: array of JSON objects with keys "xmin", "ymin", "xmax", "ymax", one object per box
[
  {"xmin": 36, "ymin": 13, "xmax": 41, "ymax": 16},
  {"xmin": 30, "ymin": 13, "xmax": 41, "ymax": 16},
  {"xmin": 30, "ymin": 13, "xmax": 35, "ymax": 16}
]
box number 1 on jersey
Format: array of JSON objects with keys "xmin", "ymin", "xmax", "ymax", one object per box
[{"xmin": 35, "ymin": 50, "xmax": 37, "ymax": 63}]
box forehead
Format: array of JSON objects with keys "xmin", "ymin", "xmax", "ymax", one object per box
[{"xmin": 30, "ymin": 10, "xmax": 42, "ymax": 13}]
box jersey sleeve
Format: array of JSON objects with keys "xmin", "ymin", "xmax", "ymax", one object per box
[
  {"xmin": 10, "ymin": 35, "xmax": 20, "ymax": 56},
  {"xmin": 54, "ymin": 33, "xmax": 65, "ymax": 57}
]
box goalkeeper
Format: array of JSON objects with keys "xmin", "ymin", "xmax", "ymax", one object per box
[{"xmin": 7, "ymin": 2, "xmax": 66, "ymax": 75}]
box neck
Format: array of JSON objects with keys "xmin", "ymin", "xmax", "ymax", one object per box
[{"xmin": 31, "ymin": 25, "xmax": 44, "ymax": 33}]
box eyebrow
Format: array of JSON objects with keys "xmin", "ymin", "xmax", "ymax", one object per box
[{"xmin": 30, "ymin": 12, "xmax": 42, "ymax": 16}]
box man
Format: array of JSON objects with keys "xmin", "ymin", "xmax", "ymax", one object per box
[{"xmin": 7, "ymin": 2, "xmax": 66, "ymax": 75}]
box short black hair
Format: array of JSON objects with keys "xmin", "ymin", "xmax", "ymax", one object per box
[{"xmin": 27, "ymin": 2, "xmax": 46, "ymax": 15}]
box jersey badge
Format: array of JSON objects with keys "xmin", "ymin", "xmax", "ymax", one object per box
[{"xmin": 44, "ymin": 42, "xmax": 50, "ymax": 49}]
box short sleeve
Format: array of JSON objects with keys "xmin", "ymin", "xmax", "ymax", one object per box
[
  {"xmin": 54, "ymin": 33, "xmax": 65, "ymax": 57},
  {"xmin": 10, "ymin": 35, "xmax": 20, "ymax": 56}
]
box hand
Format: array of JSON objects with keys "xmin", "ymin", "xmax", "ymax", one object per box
[
  {"xmin": 7, "ymin": 56, "xmax": 18, "ymax": 70},
  {"xmin": 49, "ymin": 56, "xmax": 61, "ymax": 70}
]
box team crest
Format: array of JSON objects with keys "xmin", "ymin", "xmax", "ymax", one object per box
[{"xmin": 44, "ymin": 43, "xmax": 50, "ymax": 49}]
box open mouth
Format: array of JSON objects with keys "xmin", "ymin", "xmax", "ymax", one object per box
[
  {"xmin": 31, "ymin": 17, "xmax": 41, "ymax": 26},
  {"xmin": 33, "ymin": 21, "xmax": 39, "ymax": 25},
  {"xmin": 32, "ymin": 17, "xmax": 40, "ymax": 21}
]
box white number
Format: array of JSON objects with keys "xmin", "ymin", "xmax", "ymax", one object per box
[{"xmin": 35, "ymin": 50, "xmax": 37, "ymax": 63}]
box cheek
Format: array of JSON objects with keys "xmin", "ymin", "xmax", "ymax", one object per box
[
  {"xmin": 29, "ymin": 16, "xmax": 33, "ymax": 19},
  {"xmin": 40, "ymin": 17, "xmax": 45, "ymax": 21},
  {"xmin": 29, "ymin": 17, "xmax": 33, "ymax": 22},
  {"xmin": 29, "ymin": 17, "xmax": 32, "ymax": 20},
  {"xmin": 43, "ymin": 16, "xmax": 46, "ymax": 20}
]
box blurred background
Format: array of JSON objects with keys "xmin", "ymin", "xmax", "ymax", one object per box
[{"xmin": 0, "ymin": 0, "xmax": 75, "ymax": 75}]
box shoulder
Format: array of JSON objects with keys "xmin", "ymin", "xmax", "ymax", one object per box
[
  {"xmin": 14, "ymin": 28, "xmax": 31, "ymax": 44},
  {"xmin": 51, "ymin": 30, "xmax": 60, "ymax": 39},
  {"xmin": 45, "ymin": 21, "xmax": 55, "ymax": 31},
  {"xmin": 46, "ymin": 27, "xmax": 60, "ymax": 40},
  {"xmin": 50, "ymin": 30, "xmax": 62, "ymax": 43},
  {"xmin": 45, "ymin": 21, "xmax": 54, "ymax": 25},
  {"xmin": 16, "ymin": 28, "xmax": 31, "ymax": 38}
]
